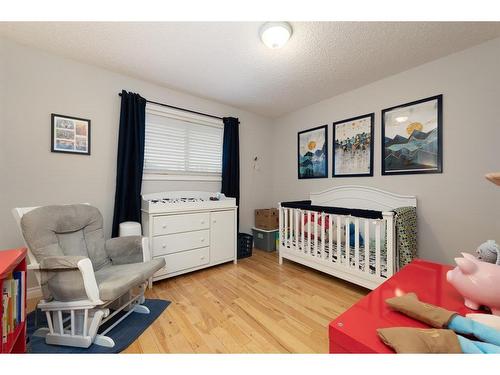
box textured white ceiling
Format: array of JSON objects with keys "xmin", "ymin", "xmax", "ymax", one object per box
[{"xmin": 1, "ymin": 22, "xmax": 500, "ymax": 118}]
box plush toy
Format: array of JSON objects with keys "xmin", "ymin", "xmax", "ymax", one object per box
[
  {"xmin": 447, "ymin": 253, "xmax": 500, "ymax": 315},
  {"xmin": 476, "ymin": 240, "xmax": 500, "ymax": 265},
  {"xmin": 302, "ymin": 214, "xmax": 364, "ymax": 247},
  {"xmin": 377, "ymin": 293, "xmax": 500, "ymax": 353}
]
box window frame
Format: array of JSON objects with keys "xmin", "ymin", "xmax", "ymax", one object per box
[{"xmin": 143, "ymin": 103, "xmax": 224, "ymax": 181}]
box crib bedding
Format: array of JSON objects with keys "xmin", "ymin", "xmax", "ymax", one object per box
[
  {"xmin": 287, "ymin": 238, "xmax": 389, "ymax": 277},
  {"xmin": 393, "ymin": 206, "xmax": 417, "ymax": 268}
]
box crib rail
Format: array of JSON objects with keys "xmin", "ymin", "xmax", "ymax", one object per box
[{"xmin": 278, "ymin": 204, "xmax": 396, "ymax": 289}]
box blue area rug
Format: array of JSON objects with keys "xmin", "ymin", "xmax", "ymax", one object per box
[{"xmin": 27, "ymin": 299, "xmax": 170, "ymax": 353}]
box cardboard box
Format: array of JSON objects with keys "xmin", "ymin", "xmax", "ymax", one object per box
[{"xmin": 255, "ymin": 208, "xmax": 279, "ymax": 230}]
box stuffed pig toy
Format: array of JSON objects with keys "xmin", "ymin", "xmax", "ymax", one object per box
[{"xmin": 447, "ymin": 252, "xmax": 500, "ymax": 315}]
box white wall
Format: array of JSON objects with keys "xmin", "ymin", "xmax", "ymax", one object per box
[
  {"xmin": 0, "ymin": 38, "xmax": 274, "ymax": 256},
  {"xmin": 271, "ymin": 37, "xmax": 500, "ymax": 264}
]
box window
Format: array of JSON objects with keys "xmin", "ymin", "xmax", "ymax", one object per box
[{"xmin": 144, "ymin": 104, "xmax": 223, "ymax": 180}]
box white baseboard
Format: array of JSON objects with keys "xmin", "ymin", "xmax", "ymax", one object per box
[{"xmin": 27, "ymin": 286, "xmax": 42, "ymax": 299}]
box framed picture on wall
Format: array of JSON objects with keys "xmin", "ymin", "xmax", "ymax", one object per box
[
  {"xmin": 332, "ymin": 113, "xmax": 374, "ymax": 177},
  {"xmin": 297, "ymin": 124, "xmax": 328, "ymax": 179},
  {"xmin": 51, "ymin": 114, "xmax": 91, "ymax": 155},
  {"xmin": 382, "ymin": 95, "xmax": 442, "ymax": 175}
]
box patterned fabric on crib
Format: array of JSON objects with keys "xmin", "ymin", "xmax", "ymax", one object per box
[{"xmin": 394, "ymin": 206, "xmax": 417, "ymax": 268}]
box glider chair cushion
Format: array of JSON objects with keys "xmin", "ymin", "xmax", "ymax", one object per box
[
  {"xmin": 21, "ymin": 204, "xmax": 110, "ymax": 270},
  {"xmin": 97, "ymin": 235, "xmax": 165, "ymax": 300},
  {"xmin": 105, "ymin": 235, "xmax": 144, "ymax": 265},
  {"xmin": 20, "ymin": 204, "xmax": 165, "ymax": 302},
  {"xmin": 95, "ymin": 260, "xmax": 164, "ymax": 301},
  {"xmin": 39, "ymin": 255, "xmax": 89, "ymax": 302}
]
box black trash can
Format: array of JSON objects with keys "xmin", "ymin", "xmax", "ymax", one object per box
[{"xmin": 237, "ymin": 233, "xmax": 253, "ymax": 259}]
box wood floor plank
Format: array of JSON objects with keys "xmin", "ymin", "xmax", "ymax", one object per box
[
  {"xmin": 30, "ymin": 249, "xmax": 368, "ymax": 353},
  {"xmin": 232, "ymin": 297, "xmax": 314, "ymax": 353}
]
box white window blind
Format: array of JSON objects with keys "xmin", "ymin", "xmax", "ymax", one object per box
[{"xmin": 144, "ymin": 105, "xmax": 223, "ymax": 176}]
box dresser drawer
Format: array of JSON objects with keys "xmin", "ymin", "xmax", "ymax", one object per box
[
  {"xmin": 152, "ymin": 230, "xmax": 209, "ymax": 256},
  {"xmin": 153, "ymin": 246, "xmax": 209, "ymax": 277},
  {"xmin": 153, "ymin": 213, "xmax": 209, "ymax": 235}
]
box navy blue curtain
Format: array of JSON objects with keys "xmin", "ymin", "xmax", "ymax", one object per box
[
  {"xmin": 112, "ymin": 90, "xmax": 147, "ymax": 237},
  {"xmin": 221, "ymin": 117, "xmax": 240, "ymax": 229}
]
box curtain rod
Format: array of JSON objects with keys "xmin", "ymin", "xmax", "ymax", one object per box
[{"xmin": 118, "ymin": 93, "xmax": 223, "ymax": 120}]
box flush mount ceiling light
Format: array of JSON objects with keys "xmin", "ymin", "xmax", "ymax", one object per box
[{"xmin": 259, "ymin": 22, "xmax": 292, "ymax": 49}]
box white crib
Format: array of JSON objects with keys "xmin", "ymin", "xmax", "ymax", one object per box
[{"xmin": 278, "ymin": 185, "xmax": 416, "ymax": 290}]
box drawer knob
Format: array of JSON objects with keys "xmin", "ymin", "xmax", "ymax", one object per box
[
  {"xmin": 201, "ymin": 256, "xmax": 205, "ymax": 260},
  {"xmin": 162, "ymin": 244, "xmax": 166, "ymax": 248},
  {"xmin": 162, "ymin": 225, "xmax": 166, "ymax": 229},
  {"xmin": 201, "ymin": 220, "xmax": 205, "ymax": 224},
  {"xmin": 213, "ymin": 220, "xmax": 217, "ymax": 224},
  {"xmin": 200, "ymin": 238, "xmax": 205, "ymax": 242}
]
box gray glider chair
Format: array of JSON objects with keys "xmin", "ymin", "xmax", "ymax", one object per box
[{"xmin": 13, "ymin": 204, "xmax": 165, "ymax": 348}]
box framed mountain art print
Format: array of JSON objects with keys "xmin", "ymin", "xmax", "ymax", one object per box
[
  {"xmin": 382, "ymin": 95, "xmax": 442, "ymax": 175},
  {"xmin": 297, "ymin": 124, "xmax": 328, "ymax": 179}
]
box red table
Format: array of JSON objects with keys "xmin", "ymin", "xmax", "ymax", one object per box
[{"xmin": 329, "ymin": 259, "xmax": 474, "ymax": 353}]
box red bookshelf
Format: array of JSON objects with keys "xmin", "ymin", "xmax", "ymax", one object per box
[{"xmin": 0, "ymin": 248, "xmax": 27, "ymax": 354}]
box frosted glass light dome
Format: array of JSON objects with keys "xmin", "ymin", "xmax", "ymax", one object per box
[{"xmin": 259, "ymin": 22, "xmax": 292, "ymax": 49}]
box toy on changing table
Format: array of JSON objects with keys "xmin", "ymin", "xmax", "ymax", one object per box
[
  {"xmin": 476, "ymin": 240, "xmax": 500, "ymax": 265},
  {"xmin": 447, "ymin": 252, "xmax": 500, "ymax": 315}
]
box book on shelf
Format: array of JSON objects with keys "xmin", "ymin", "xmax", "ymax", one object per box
[
  {"xmin": 1, "ymin": 270, "xmax": 25, "ymax": 344},
  {"xmin": 13, "ymin": 271, "xmax": 25, "ymax": 325}
]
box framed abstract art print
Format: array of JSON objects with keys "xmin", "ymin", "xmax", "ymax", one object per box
[{"xmin": 332, "ymin": 113, "xmax": 374, "ymax": 177}]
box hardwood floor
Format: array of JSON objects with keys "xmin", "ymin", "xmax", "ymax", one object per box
[
  {"xmin": 28, "ymin": 249, "xmax": 368, "ymax": 353},
  {"xmin": 124, "ymin": 249, "xmax": 368, "ymax": 353}
]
